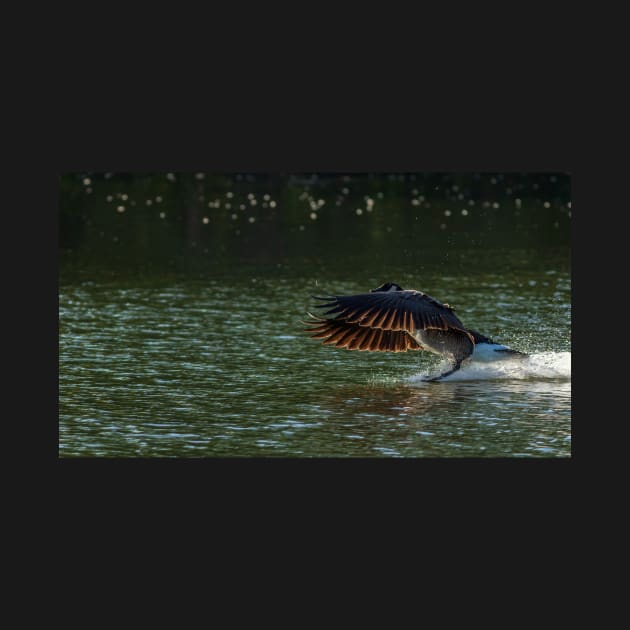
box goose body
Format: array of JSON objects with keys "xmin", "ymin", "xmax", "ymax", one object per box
[{"xmin": 303, "ymin": 282, "xmax": 525, "ymax": 381}]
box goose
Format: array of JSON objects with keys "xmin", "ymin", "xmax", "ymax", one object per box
[{"xmin": 303, "ymin": 282, "xmax": 526, "ymax": 381}]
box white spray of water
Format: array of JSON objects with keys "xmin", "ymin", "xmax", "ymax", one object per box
[{"xmin": 407, "ymin": 352, "xmax": 571, "ymax": 383}]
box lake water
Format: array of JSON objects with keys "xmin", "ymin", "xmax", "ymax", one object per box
[{"xmin": 59, "ymin": 173, "xmax": 571, "ymax": 457}]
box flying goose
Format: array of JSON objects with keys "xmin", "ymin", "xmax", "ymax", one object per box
[{"xmin": 303, "ymin": 282, "xmax": 526, "ymax": 381}]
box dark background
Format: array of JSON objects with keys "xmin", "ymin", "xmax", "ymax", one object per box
[{"xmin": 60, "ymin": 171, "xmax": 571, "ymax": 281}]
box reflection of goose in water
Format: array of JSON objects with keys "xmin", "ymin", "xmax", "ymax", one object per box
[{"xmin": 303, "ymin": 282, "xmax": 527, "ymax": 381}]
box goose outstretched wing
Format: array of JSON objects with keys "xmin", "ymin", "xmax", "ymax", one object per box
[
  {"xmin": 303, "ymin": 312, "xmax": 423, "ymax": 352},
  {"xmin": 303, "ymin": 287, "xmax": 473, "ymax": 352}
]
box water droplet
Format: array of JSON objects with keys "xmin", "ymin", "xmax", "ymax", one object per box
[
  {"xmin": 155, "ymin": 196, "xmax": 162, "ymax": 203},
  {"xmin": 310, "ymin": 212, "xmax": 318, "ymax": 220},
  {"xmin": 146, "ymin": 199, "xmax": 153, "ymax": 206},
  {"xmin": 269, "ymin": 201, "xmax": 276, "ymax": 208},
  {"xmin": 117, "ymin": 205, "xmax": 125, "ymax": 213},
  {"xmin": 543, "ymin": 201, "xmax": 551, "ymax": 208},
  {"xmin": 106, "ymin": 195, "xmax": 113, "ymax": 202},
  {"xmin": 202, "ymin": 217, "xmax": 209, "ymax": 224},
  {"xmin": 355, "ymin": 208, "xmax": 363, "ymax": 215},
  {"xmin": 195, "ymin": 172, "xmax": 205, "ymax": 180},
  {"xmin": 461, "ymin": 209, "xmax": 468, "ymax": 216},
  {"xmin": 83, "ymin": 177, "xmax": 91, "ymax": 186},
  {"xmin": 444, "ymin": 209, "xmax": 451, "ymax": 216},
  {"xmin": 248, "ymin": 216, "xmax": 256, "ymax": 223}
]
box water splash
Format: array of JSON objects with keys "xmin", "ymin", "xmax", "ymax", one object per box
[{"xmin": 408, "ymin": 352, "xmax": 571, "ymax": 383}]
